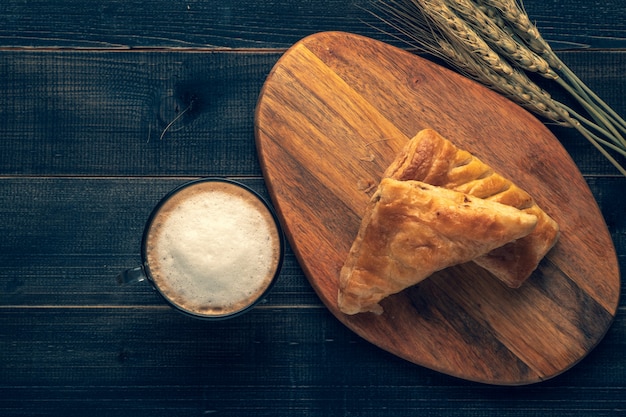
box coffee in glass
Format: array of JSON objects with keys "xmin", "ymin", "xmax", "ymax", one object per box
[{"xmin": 119, "ymin": 178, "xmax": 284, "ymax": 319}]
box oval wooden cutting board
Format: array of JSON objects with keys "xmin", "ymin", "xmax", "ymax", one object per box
[{"xmin": 254, "ymin": 31, "xmax": 620, "ymax": 385}]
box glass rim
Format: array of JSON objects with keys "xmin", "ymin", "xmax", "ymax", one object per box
[{"xmin": 139, "ymin": 177, "xmax": 285, "ymax": 320}]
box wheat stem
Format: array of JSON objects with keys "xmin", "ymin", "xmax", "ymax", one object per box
[
  {"xmin": 447, "ymin": 0, "xmax": 558, "ymax": 79},
  {"xmin": 556, "ymin": 102, "xmax": 626, "ymax": 155},
  {"xmin": 371, "ymin": 0, "xmax": 626, "ymax": 175},
  {"xmin": 475, "ymin": 0, "xmax": 626, "ymax": 139},
  {"xmin": 558, "ymin": 61, "xmax": 626, "ymax": 135},
  {"xmin": 554, "ymin": 77, "xmax": 626, "ymax": 146},
  {"xmin": 572, "ymin": 123, "xmax": 626, "ymax": 176}
]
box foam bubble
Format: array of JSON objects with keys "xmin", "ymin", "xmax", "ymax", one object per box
[{"xmin": 145, "ymin": 180, "xmax": 281, "ymax": 317}]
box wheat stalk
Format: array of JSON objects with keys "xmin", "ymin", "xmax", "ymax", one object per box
[
  {"xmin": 371, "ymin": 0, "xmax": 626, "ymax": 175},
  {"xmin": 477, "ymin": 0, "xmax": 626, "ymax": 143},
  {"xmin": 447, "ymin": 0, "xmax": 555, "ymax": 77}
]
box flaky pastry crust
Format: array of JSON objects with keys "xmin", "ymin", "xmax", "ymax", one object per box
[
  {"xmin": 383, "ymin": 129, "xmax": 560, "ymax": 288},
  {"xmin": 338, "ymin": 178, "xmax": 538, "ymax": 315}
]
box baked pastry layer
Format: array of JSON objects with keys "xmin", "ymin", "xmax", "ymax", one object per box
[
  {"xmin": 338, "ymin": 178, "xmax": 538, "ymax": 315},
  {"xmin": 383, "ymin": 129, "xmax": 560, "ymax": 288}
]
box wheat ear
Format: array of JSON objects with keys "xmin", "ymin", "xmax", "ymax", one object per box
[
  {"xmin": 477, "ymin": 0, "xmax": 626, "ymax": 143},
  {"xmin": 371, "ymin": 0, "xmax": 626, "ymax": 175}
]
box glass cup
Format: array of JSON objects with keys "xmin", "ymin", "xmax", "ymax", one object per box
[{"xmin": 118, "ymin": 177, "xmax": 285, "ymax": 320}]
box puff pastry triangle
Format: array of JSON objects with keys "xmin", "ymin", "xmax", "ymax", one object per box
[
  {"xmin": 338, "ymin": 178, "xmax": 538, "ymax": 315},
  {"xmin": 384, "ymin": 129, "xmax": 560, "ymax": 288}
]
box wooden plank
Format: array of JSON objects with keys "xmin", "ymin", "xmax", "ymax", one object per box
[
  {"xmin": 0, "ymin": 307, "xmax": 624, "ymax": 387},
  {"xmin": 0, "ymin": 177, "xmax": 622, "ymax": 308},
  {"xmin": 0, "ymin": 0, "xmax": 624, "ymax": 49},
  {"xmin": 0, "ymin": 50, "xmax": 624, "ymax": 177},
  {"xmin": 0, "ymin": 51, "xmax": 281, "ymax": 177},
  {"xmin": 0, "ymin": 308, "xmax": 624, "ymax": 416},
  {"xmin": 0, "ymin": 177, "xmax": 316, "ymax": 307},
  {"xmin": 0, "ymin": 252, "xmax": 315, "ymax": 307},
  {"xmin": 0, "ymin": 0, "xmax": 380, "ymax": 49}
]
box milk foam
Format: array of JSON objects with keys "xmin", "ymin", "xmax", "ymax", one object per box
[{"xmin": 145, "ymin": 181, "xmax": 281, "ymax": 317}]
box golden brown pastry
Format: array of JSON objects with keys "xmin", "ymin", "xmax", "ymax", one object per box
[
  {"xmin": 383, "ymin": 129, "xmax": 560, "ymax": 288},
  {"xmin": 338, "ymin": 178, "xmax": 538, "ymax": 315}
]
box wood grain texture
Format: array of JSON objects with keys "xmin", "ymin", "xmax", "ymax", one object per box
[
  {"xmin": 0, "ymin": 51, "xmax": 278, "ymax": 176},
  {"xmin": 1, "ymin": 307, "xmax": 625, "ymax": 416},
  {"xmin": 1, "ymin": 0, "xmax": 625, "ymax": 413},
  {"xmin": 0, "ymin": 50, "xmax": 623, "ymax": 176},
  {"xmin": 255, "ymin": 32, "xmax": 620, "ymax": 385},
  {"xmin": 0, "ymin": 178, "xmax": 314, "ymax": 307},
  {"xmin": 0, "ymin": 0, "xmax": 624, "ymax": 49}
]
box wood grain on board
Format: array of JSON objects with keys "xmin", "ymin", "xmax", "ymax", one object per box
[{"xmin": 255, "ymin": 31, "xmax": 620, "ymax": 385}]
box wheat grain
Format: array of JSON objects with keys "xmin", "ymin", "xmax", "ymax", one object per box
[
  {"xmin": 375, "ymin": 0, "xmax": 567, "ymax": 123},
  {"xmin": 445, "ymin": 0, "xmax": 557, "ymax": 79},
  {"xmin": 477, "ymin": 0, "xmax": 626, "ymax": 141},
  {"xmin": 417, "ymin": 0, "xmax": 515, "ymax": 76},
  {"xmin": 475, "ymin": 0, "xmax": 561, "ymax": 68},
  {"xmin": 439, "ymin": 41, "xmax": 569, "ymax": 123},
  {"xmin": 371, "ymin": 0, "xmax": 626, "ymax": 174},
  {"xmin": 414, "ymin": 0, "xmax": 570, "ymax": 120}
]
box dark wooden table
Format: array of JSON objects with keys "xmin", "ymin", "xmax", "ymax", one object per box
[{"xmin": 0, "ymin": 1, "xmax": 624, "ymax": 415}]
